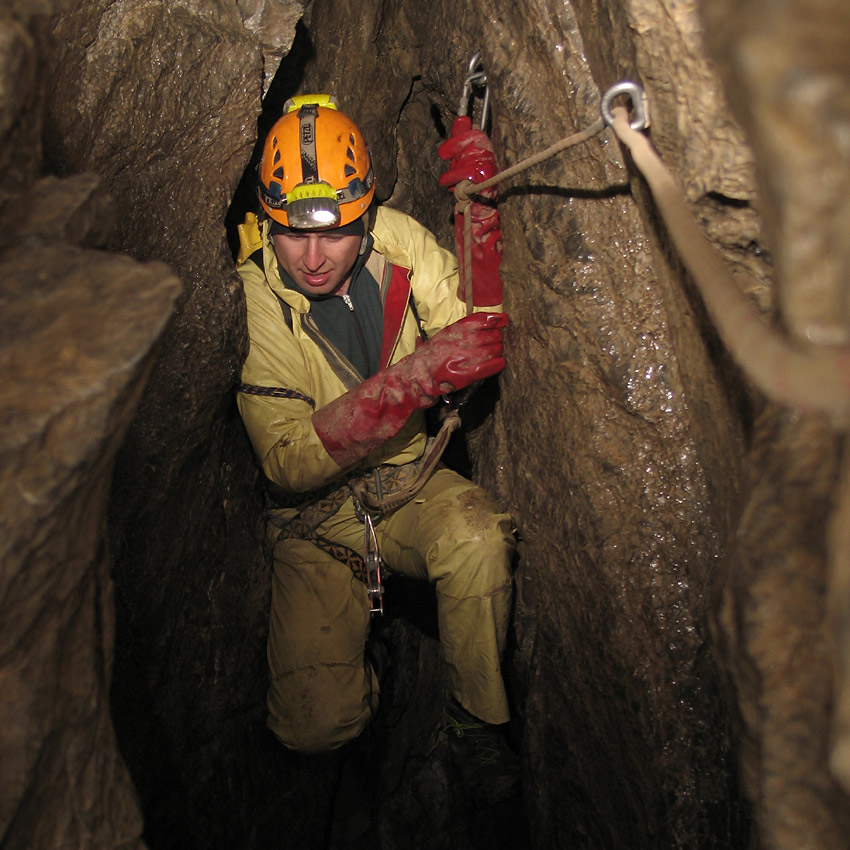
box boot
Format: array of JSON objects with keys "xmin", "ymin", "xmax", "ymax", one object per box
[{"xmin": 443, "ymin": 698, "xmax": 521, "ymax": 804}]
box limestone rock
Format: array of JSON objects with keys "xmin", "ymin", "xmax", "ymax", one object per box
[
  {"xmin": 0, "ymin": 226, "xmax": 181, "ymax": 848},
  {"xmin": 237, "ymin": 0, "xmax": 308, "ymax": 92},
  {"xmin": 700, "ymin": 0, "xmax": 850, "ymax": 346},
  {"xmin": 0, "ymin": 172, "xmax": 116, "ymax": 251},
  {"xmin": 304, "ymin": 0, "xmax": 746, "ymax": 845},
  {"xmin": 715, "ymin": 408, "xmax": 850, "ymax": 850},
  {"xmin": 0, "ymin": 9, "xmax": 40, "ymax": 201},
  {"xmin": 41, "ymin": 3, "xmax": 296, "ymax": 846}
]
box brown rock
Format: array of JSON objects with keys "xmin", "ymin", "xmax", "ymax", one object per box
[
  {"xmin": 700, "ymin": 0, "xmax": 850, "ymax": 346},
  {"xmin": 0, "ymin": 239, "xmax": 181, "ymax": 848}
]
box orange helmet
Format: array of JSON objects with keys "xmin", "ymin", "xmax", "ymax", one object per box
[{"xmin": 257, "ymin": 94, "xmax": 375, "ymax": 229}]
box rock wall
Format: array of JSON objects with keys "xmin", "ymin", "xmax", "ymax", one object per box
[
  {"xmin": 301, "ymin": 0, "xmax": 749, "ymax": 845},
  {"xmin": 0, "ymin": 175, "xmax": 180, "ymax": 850},
  {"xmin": 41, "ymin": 2, "xmax": 308, "ymax": 847},
  {"xmin": 1, "ymin": 0, "xmax": 849, "ymax": 849},
  {"xmin": 699, "ymin": 2, "xmax": 850, "ymax": 847}
]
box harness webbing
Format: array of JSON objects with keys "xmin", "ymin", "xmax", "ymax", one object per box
[{"xmin": 238, "ymin": 383, "xmax": 316, "ymax": 408}]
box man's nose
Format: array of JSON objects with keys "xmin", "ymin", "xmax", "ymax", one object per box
[{"xmin": 303, "ymin": 236, "xmax": 325, "ymax": 270}]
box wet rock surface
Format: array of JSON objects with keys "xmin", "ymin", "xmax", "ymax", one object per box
[
  {"xmin": 44, "ymin": 2, "xmax": 288, "ymax": 847},
  {"xmin": 302, "ymin": 0, "xmax": 748, "ymax": 845},
  {"xmin": 2, "ymin": 1, "xmax": 849, "ymax": 849}
]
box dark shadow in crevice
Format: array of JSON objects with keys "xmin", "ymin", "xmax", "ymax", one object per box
[
  {"xmin": 225, "ymin": 19, "xmax": 315, "ymax": 260},
  {"xmin": 430, "ymin": 101, "xmax": 448, "ymax": 140}
]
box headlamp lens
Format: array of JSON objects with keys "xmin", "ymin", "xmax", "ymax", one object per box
[
  {"xmin": 285, "ymin": 183, "xmax": 341, "ymax": 229},
  {"xmin": 287, "ymin": 197, "xmax": 340, "ymax": 228}
]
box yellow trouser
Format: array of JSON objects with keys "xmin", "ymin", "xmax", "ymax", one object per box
[{"xmin": 266, "ymin": 467, "xmax": 515, "ymax": 753}]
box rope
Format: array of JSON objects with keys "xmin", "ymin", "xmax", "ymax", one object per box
[
  {"xmin": 453, "ymin": 99, "xmax": 850, "ymax": 419},
  {"xmin": 607, "ymin": 105, "xmax": 850, "ymax": 419},
  {"xmin": 455, "ymin": 117, "xmax": 606, "ymax": 313},
  {"xmin": 349, "ymin": 408, "xmax": 462, "ymax": 514},
  {"xmin": 467, "ymin": 117, "xmax": 607, "ymax": 197}
]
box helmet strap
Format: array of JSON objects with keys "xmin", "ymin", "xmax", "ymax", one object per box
[{"xmin": 297, "ymin": 103, "xmax": 320, "ymax": 184}]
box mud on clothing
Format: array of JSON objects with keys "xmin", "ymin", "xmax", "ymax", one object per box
[{"xmin": 236, "ymin": 206, "xmax": 514, "ymax": 752}]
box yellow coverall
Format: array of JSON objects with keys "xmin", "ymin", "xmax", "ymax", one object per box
[{"xmin": 237, "ymin": 206, "xmax": 515, "ymax": 752}]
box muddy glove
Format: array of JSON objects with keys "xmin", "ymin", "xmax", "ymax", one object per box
[
  {"xmin": 438, "ymin": 115, "xmax": 503, "ymax": 308},
  {"xmin": 313, "ymin": 312, "xmax": 508, "ymax": 469}
]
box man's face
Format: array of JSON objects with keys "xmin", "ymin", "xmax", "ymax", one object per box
[{"xmin": 272, "ymin": 229, "xmax": 363, "ymax": 296}]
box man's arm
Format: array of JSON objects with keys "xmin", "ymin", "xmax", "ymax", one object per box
[
  {"xmin": 312, "ymin": 312, "xmax": 507, "ymax": 469},
  {"xmin": 438, "ymin": 116, "xmax": 504, "ymax": 311},
  {"xmin": 239, "ymin": 306, "xmax": 506, "ymax": 486}
]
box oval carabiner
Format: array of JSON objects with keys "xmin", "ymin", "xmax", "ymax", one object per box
[
  {"xmin": 458, "ymin": 50, "xmax": 490, "ymax": 131},
  {"xmin": 601, "ymin": 81, "xmax": 649, "ymax": 131}
]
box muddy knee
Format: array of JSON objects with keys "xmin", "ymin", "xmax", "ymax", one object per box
[{"xmin": 429, "ymin": 503, "xmax": 515, "ymax": 595}]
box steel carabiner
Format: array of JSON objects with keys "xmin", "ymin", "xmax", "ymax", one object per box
[{"xmin": 458, "ymin": 50, "xmax": 491, "ymax": 132}]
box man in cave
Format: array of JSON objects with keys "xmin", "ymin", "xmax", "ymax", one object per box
[{"xmin": 234, "ymin": 93, "xmax": 516, "ymax": 789}]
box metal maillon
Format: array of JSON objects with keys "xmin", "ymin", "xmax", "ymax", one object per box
[{"xmin": 600, "ymin": 80, "xmax": 649, "ymax": 130}]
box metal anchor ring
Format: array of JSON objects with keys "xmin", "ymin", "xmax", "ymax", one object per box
[{"xmin": 601, "ymin": 81, "xmax": 649, "ymax": 131}]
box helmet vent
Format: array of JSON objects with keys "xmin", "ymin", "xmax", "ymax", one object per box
[
  {"xmin": 346, "ymin": 146, "xmax": 355, "ymax": 162},
  {"xmin": 344, "ymin": 164, "xmax": 356, "ymax": 177},
  {"xmin": 273, "ymin": 149, "xmax": 281, "ymax": 165},
  {"xmin": 273, "ymin": 167, "xmax": 284, "ymax": 179}
]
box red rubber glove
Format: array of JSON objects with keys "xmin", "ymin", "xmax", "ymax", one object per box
[
  {"xmin": 438, "ymin": 116, "xmax": 503, "ymax": 308},
  {"xmin": 313, "ymin": 312, "xmax": 507, "ymax": 469}
]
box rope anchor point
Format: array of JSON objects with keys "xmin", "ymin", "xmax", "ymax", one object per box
[{"xmin": 601, "ymin": 81, "xmax": 650, "ymax": 131}]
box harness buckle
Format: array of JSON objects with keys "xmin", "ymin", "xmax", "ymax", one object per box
[{"xmin": 600, "ymin": 81, "xmax": 650, "ymax": 131}]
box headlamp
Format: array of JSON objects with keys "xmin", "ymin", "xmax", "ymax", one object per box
[{"xmin": 285, "ymin": 182, "xmax": 341, "ymax": 229}]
